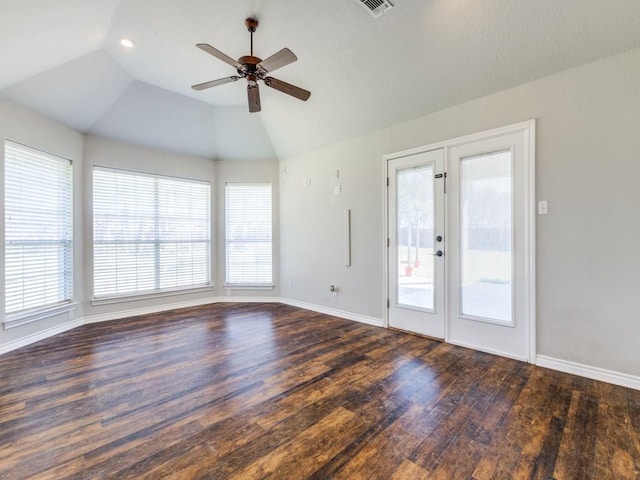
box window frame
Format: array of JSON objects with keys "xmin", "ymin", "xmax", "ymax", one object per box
[
  {"xmin": 91, "ymin": 166, "xmax": 212, "ymax": 304},
  {"xmin": 224, "ymin": 182, "xmax": 274, "ymax": 288},
  {"xmin": 3, "ymin": 140, "xmax": 75, "ymax": 328}
]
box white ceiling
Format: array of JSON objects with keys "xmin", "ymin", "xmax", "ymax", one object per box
[{"xmin": 2, "ymin": 0, "xmax": 640, "ymax": 160}]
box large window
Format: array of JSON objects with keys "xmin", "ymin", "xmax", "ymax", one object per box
[
  {"xmin": 225, "ymin": 183, "xmax": 273, "ymax": 286},
  {"xmin": 93, "ymin": 167, "xmax": 210, "ymax": 300},
  {"xmin": 4, "ymin": 141, "xmax": 73, "ymax": 323}
]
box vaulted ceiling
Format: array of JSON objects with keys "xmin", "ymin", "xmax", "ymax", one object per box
[{"xmin": 2, "ymin": 0, "xmax": 640, "ymax": 160}]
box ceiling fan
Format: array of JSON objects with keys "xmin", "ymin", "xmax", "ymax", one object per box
[{"xmin": 192, "ymin": 18, "xmax": 311, "ymax": 113}]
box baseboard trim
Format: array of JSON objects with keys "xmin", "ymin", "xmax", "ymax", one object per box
[
  {"xmin": 280, "ymin": 298, "xmax": 384, "ymax": 328},
  {"xmin": 0, "ymin": 318, "xmax": 84, "ymax": 355},
  {"xmin": 536, "ymin": 355, "xmax": 640, "ymax": 391},
  {"xmin": 84, "ymin": 297, "xmax": 219, "ymax": 324},
  {"xmin": 3, "ymin": 300, "xmax": 639, "ymax": 391},
  {"xmin": 83, "ymin": 296, "xmax": 281, "ymax": 324}
]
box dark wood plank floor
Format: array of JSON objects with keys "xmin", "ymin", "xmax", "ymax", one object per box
[{"xmin": 0, "ymin": 303, "xmax": 639, "ymax": 479}]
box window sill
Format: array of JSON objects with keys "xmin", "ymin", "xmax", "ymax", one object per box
[
  {"xmin": 224, "ymin": 284, "xmax": 275, "ymax": 290},
  {"xmin": 91, "ymin": 285, "xmax": 213, "ymax": 306},
  {"xmin": 4, "ymin": 302, "xmax": 78, "ymax": 330}
]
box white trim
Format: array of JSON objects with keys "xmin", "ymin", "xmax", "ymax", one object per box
[
  {"xmin": 91, "ymin": 286, "xmax": 213, "ymax": 306},
  {"xmin": 0, "ymin": 318, "xmax": 83, "ymax": 355},
  {"xmin": 526, "ymin": 120, "xmax": 537, "ymax": 364},
  {"xmin": 84, "ymin": 297, "xmax": 218, "ymax": 324},
  {"xmin": 84, "ymin": 295, "xmax": 280, "ymax": 324},
  {"xmin": 280, "ymin": 298, "xmax": 384, "ymax": 328},
  {"xmin": 448, "ymin": 338, "xmax": 529, "ymax": 363},
  {"xmin": 383, "ymin": 120, "xmax": 537, "ymax": 162},
  {"xmin": 223, "ymin": 284, "xmax": 275, "ymax": 290},
  {"xmin": 4, "ymin": 303, "xmax": 77, "ymax": 329},
  {"xmin": 537, "ymin": 355, "xmax": 640, "ymax": 391},
  {"xmin": 382, "ymin": 119, "xmax": 537, "ymax": 363},
  {"xmin": 1, "ymin": 298, "xmax": 638, "ymax": 392},
  {"xmin": 216, "ymin": 296, "xmax": 280, "ymax": 303}
]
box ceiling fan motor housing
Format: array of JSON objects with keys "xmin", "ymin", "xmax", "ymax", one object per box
[{"xmin": 237, "ymin": 55, "xmax": 263, "ymax": 77}]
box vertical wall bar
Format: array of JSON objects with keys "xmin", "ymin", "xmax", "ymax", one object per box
[{"xmin": 345, "ymin": 209, "xmax": 351, "ymax": 266}]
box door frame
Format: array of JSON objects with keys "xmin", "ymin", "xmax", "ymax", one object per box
[{"xmin": 383, "ymin": 119, "xmax": 536, "ymax": 363}]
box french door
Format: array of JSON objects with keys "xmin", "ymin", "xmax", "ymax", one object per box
[
  {"xmin": 386, "ymin": 121, "xmax": 535, "ymax": 362},
  {"xmin": 387, "ymin": 149, "xmax": 445, "ymax": 338}
]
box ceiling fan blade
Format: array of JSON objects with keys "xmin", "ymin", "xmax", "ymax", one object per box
[
  {"xmin": 247, "ymin": 83, "xmax": 261, "ymax": 113},
  {"xmin": 257, "ymin": 48, "xmax": 297, "ymax": 74},
  {"xmin": 264, "ymin": 77, "xmax": 311, "ymax": 101},
  {"xmin": 191, "ymin": 76, "xmax": 241, "ymax": 91},
  {"xmin": 196, "ymin": 43, "xmax": 242, "ymax": 70}
]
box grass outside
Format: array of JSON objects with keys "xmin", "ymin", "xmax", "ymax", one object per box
[{"xmin": 398, "ymin": 246, "xmax": 510, "ymax": 283}]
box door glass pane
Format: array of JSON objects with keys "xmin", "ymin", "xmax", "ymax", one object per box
[
  {"xmin": 396, "ymin": 165, "xmax": 434, "ymax": 310},
  {"xmin": 460, "ymin": 150, "xmax": 512, "ymax": 322}
]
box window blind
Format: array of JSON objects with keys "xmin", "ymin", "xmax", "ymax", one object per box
[
  {"xmin": 93, "ymin": 167, "xmax": 210, "ymax": 299},
  {"xmin": 4, "ymin": 141, "xmax": 73, "ymax": 318},
  {"xmin": 225, "ymin": 183, "xmax": 272, "ymax": 285}
]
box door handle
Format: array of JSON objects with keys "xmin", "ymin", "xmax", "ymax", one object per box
[{"xmin": 435, "ymin": 250, "xmax": 443, "ymax": 257}]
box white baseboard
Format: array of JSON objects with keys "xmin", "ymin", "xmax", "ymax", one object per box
[
  {"xmin": 280, "ymin": 298, "xmax": 384, "ymax": 328},
  {"xmin": 215, "ymin": 296, "xmax": 281, "ymax": 304},
  {"xmin": 0, "ymin": 318, "xmax": 84, "ymax": 355},
  {"xmin": 3, "ymin": 299, "xmax": 639, "ymax": 392},
  {"xmin": 84, "ymin": 297, "xmax": 219, "ymax": 324},
  {"xmin": 536, "ymin": 355, "xmax": 640, "ymax": 391},
  {"xmin": 83, "ymin": 295, "xmax": 281, "ymax": 324}
]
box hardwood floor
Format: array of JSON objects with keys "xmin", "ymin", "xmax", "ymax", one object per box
[{"xmin": 0, "ymin": 303, "xmax": 638, "ymax": 479}]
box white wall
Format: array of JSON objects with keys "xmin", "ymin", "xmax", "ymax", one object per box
[{"xmin": 280, "ymin": 47, "xmax": 640, "ymax": 378}]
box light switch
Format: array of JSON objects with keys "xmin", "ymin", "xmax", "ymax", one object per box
[
  {"xmin": 538, "ymin": 200, "xmax": 548, "ymax": 215},
  {"xmin": 334, "ymin": 185, "xmax": 341, "ymax": 195}
]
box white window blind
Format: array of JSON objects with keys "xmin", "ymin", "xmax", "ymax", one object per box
[
  {"xmin": 4, "ymin": 141, "xmax": 73, "ymax": 318},
  {"xmin": 93, "ymin": 167, "xmax": 211, "ymax": 300},
  {"xmin": 225, "ymin": 183, "xmax": 272, "ymax": 286}
]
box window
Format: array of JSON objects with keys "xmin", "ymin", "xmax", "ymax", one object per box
[
  {"xmin": 225, "ymin": 183, "xmax": 272, "ymax": 286},
  {"xmin": 4, "ymin": 141, "xmax": 73, "ymax": 323},
  {"xmin": 93, "ymin": 167, "xmax": 210, "ymax": 300},
  {"xmin": 460, "ymin": 150, "xmax": 513, "ymax": 323}
]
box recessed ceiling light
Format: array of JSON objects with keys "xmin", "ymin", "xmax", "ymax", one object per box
[{"xmin": 119, "ymin": 37, "xmax": 135, "ymax": 49}]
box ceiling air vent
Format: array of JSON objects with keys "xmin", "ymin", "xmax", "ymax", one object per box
[{"xmin": 356, "ymin": 0, "xmax": 394, "ymax": 17}]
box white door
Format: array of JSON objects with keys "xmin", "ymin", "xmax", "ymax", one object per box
[
  {"xmin": 387, "ymin": 149, "xmax": 445, "ymax": 338},
  {"xmin": 446, "ymin": 127, "xmax": 534, "ymax": 361}
]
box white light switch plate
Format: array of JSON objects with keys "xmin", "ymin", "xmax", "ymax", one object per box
[{"xmin": 538, "ymin": 200, "xmax": 548, "ymax": 215}]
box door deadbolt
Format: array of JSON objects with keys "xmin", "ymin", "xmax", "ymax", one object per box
[{"xmin": 436, "ymin": 235, "xmax": 443, "ymax": 242}]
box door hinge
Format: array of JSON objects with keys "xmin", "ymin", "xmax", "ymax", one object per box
[
  {"xmin": 387, "ymin": 238, "xmax": 390, "ymax": 247},
  {"xmin": 387, "ymin": 299, "xmax": 390, "ymax": 308},
  {"xmin": 386, "ymin": 177, "xmax": 389, "ymax": 187}
]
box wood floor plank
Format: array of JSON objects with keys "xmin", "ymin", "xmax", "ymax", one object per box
[{"xmin": 0, "ymin": 302, "xmax": 639, "ymax": 479}]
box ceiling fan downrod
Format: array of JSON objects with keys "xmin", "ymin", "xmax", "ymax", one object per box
[{"xmin": 245, "ymin": 18, "xmax": 258, "ymax": 56}]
